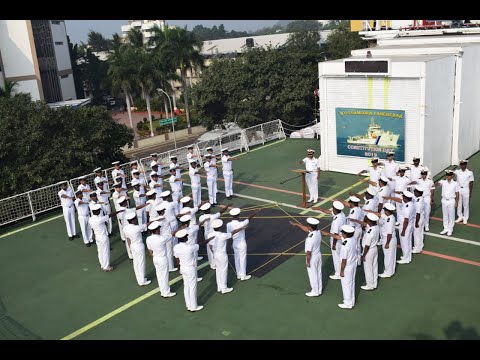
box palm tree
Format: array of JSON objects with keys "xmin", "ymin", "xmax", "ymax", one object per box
[
  {"xmin": 0, "ymin": 80, "xmax": 19, "ymax": 98},
  {"xmin": 150, "ymin": 26, "xmax": 204, "ymax": 128},
  {"xmin": 108, "ymin": 45, "xmax": 138, "ymax": 136}
]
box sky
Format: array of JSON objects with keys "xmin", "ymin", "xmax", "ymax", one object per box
[{"xmin": 64, "ymin": 20, "xmax": 282, "ymax": 44}]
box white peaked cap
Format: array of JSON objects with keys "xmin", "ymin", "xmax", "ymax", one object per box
[
  {"xmin": 229, "ymin": 208, "xmax": 241, "ymax": 216},
  {"xmin": 150, "ymin": 161, "xmax": 158, "ymax": 167},
  {"xmin": 131, "ymin": 179, "xmax": 140, "ymax": 186},
  {"xmin": 212, "ymin": 219, "xmax": 223, "ymax": 228},
  {"xmin": 169, "ymin": 155, "xmax": 177, "ymax": 159},
  {"xmin": 126, "ymin": 212, "xmax": 137, "ymax": 220},
  {"xmin": 221, "ymin": 148, "xmax": 229, "ymax": 152},
  {"xmin": 204, "ymin": 154, "xmax": 212, "ymax": 158},
  {"xmin": 180, "ymin": 214, "xmax": 191, "ymax": 223},
  {"xmin": 156, "ymin": 202, "xmax": 167, "ymax": 212},
  {"xmin": 384, "ymin": 203, "xmax": 396, "ymax": 212},
  {"xmin": 188, "ymin": 159, "xmax": 197, "ymax": 163},
  {"xmin": 307, "ymin": 217, "xmax": 320, "ymax": 225},
  {"xmin": 160, "ymin": 190, "xmax": 171, "ymax": 197},
  {"xmin": 148, "ymin": 221, "xmax": 160, "ymax": 231},
  {"xmin": 94, "ymin": 167, "xmax": 101, "ymax": 172},
  {"xmin": 112, "ymin": 161, "xmax": 120, "ymax": 165},
  {"xmin": 200, "ymin": 203, "xmax": 211, "ymax": 211},
  {"xmin": 132, "ymin": 169, "xmax": 140, "ymax": 174},
  {"xmin": 91, "ymin": 204, "xmax": 102, "ymax": 211},
  {"xmin": 206, "ymin": 147, "xmax": 213, "ymax": 151},
  {"xmin": 402, "ymin": 190, "xmax": 413, "ymax": 198},
  {"xmin": 333, "ymin": 201, "xmax": 344, "ymax": 210},
  {"xmin": 180, "ymin": 196, "xmax": 191, "ymax": 203},
  {"xmin": 117, "ymin": 196, "xmax": 127, "ymax": 203},
  {"xmin": 146, "ymin": 190, "xmax": 156, "ymax": 196},
  {"xmin": 366, "ymin": 188, "xmax": 377, "ymax": 196},
  {"xmin": 414, "ymin": 185, "xmax": 424, "ymax": 193},
  {"xmin": 94, "ymin": 178, "xmax": 102, "ymax": 184},
  {"xmin": 380, "ymin": 176, "xmax": 389, "ymax": 183},
  {"xmin": 349, "ymin": 196, "xmax": 360, "ymax": 203},
  {"xmin": 367, "ymin": 213, "xmax": 379, "ymax": 222},
  {"xmin": 341, "ymin": 225, "xmax": 355, "ymax": 234},
  {"xmin": 176, "ymin": 229, "xmax": 188, "ymax": 238},
  {"xmin": 150, "ymin": 172, "xmax": 158, "ymax": 177}
]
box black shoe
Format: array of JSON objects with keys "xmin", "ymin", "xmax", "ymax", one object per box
[
  {"xmin": 69, "ymin": 236, "xmax": 74, "ymax": 241},
  {"xmin": 86, "ymin": 243, "xmax": 92, "ymax": 247}
]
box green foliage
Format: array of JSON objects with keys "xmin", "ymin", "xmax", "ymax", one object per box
[
  {"xmin": 286, "ymin": 20, "xmax": 321, "ymax": 33},
  {"xmin": 325, "ymin": 22, "xmax": 367, "ymax": 59},
  {"xmin": 0, "ymin": 96, "xmax": 134, "ymax": 198},
  {"xmin": 191, "ymin": 32, "xmax": 323, "ymax": 130},
  {"xmin": 192, "ymin": 24, "xmax": 249, "ymax": 41},
  {"xmin": 87, "ymin": 30, "xmax": 112, "ymax": 52}
]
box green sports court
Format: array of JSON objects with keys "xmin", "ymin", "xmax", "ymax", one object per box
[{"xmin": 1, "ymin": 139, "xmax": 479, "ymax": 340}]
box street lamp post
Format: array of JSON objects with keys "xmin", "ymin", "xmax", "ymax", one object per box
[{"xmin": 157, "ymin": 88, "xmax": 177, "ymax": 149}]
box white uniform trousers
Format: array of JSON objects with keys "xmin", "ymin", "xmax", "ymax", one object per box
[
  {"xmin": 191, "ymin": 185, "xmax": 201, "ymax": 207},
  {"xmin": 131, "ymin": 243, "xmax": 147, "ymax": 285},
  {"xmin": 423, "ymin": 197, "xmax": 431, "ymax": 231},
  {"xmin": 223, "ymin": 170, "xmax": 234, "ymax": 197},
  {"xmin": 207, "ymin": 238, "xmax": 216, "ymax": 269},
  {"xmin": 215, "ymin": 253, "xmax": 229, "ymax": 291},
  {"xmin": 172, "ymin": 191, "xmax": 182, "ymax": 213},
  {"xmin": 399, "ymin": 224, "xmax": 413, "ymax": 263},
  {"xmin": 330, "ymin": 238, "xmax": 342, "ymax": 276},
  {"xmin": 166, "ymin": 237, "xmax": 175, "ymax": 270},
  {"xmin": 207, "ymin": 177, "xmax": 217, "ymax": 204},
  {"xmin": 96, "ymin": 235, "xmax": 110, "ymax": 270},
  {"xmin": 306, "ymin": 254, "xmax": 322, "ymax": 295},
  {"xmin": 118, "ymin": 216, "xmax": 126, "ymax": 240},
  {"xmin": 170, "ymin": 221, "xmax": 178, "ymax": 247},
  {"xmin": 388, "ymin": 181, "xmax": 396, "ymax": 196},
  {"xmin": 62, "ymin": 206, "xmax": 76, "ymax": 237},
  {"xmin": 341, "ymin": 263, "xmax": 357, "ymax": 307},
  {"xmin": 396, "ymin": 202, "xmax": 404, "ymax": 225},
  {"xmin": 78, "ymin": 215, "xmax": 93, "ymax": 244},
  {"xmin": 233, "ymin": 242, "xmax": 247, "ymax": 278},
  {"xmin": 305, "ymin": 172, "xmax": 318, "ymax": 202},
  {"xmin": 363, "ymin": 246, "xmax": 378, "ymax": 289},
  {"xmin": 441, "ymin": 198, "xmax": 456, "ymax": 232},
  {"xmin": 102, "ymin": 203, "xmax": 112, "ymax": 234},
  {"xmin": 180, "ymin": 267, "xmax": 198, "ymax": 310},
  {"xmin": 354, "ymin": 227, "xmax": 363, "ymax": 265},
  {"xmin": 136, "ymin": 208, "xmax": 146, "ymax": 226},
  {"xmin": 153, "ymin": 257, "xmax": 171, "ymax": 296},
  {"xmin": 457, "ymin": 188, "xmax": 470, "ymax": 221},
  {"xmin": 382, "ymin": 236, "xmax": 397, "ymax": 276},
  {"xmin": 413, "ymin": 216, "xmax": 425, "ymax": 252}
]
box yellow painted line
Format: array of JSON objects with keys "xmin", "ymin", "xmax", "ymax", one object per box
[
  {"xmin": 368, "ymin": 77, "xmax": 373, "ymax": 108},
  {"xmin": 0, "ymin": 214, "xmax": 63, "ymax": 239},
  {"xmin": 62, "ymin": 261, "xmax": 210, "ymax": 340},
  {"xmin": 300, "ymin": 178, "xmax": 367, "ymax": 215},
  {"xmin": 199, "ymin": 253, "xmax": 331, "ymax": 256},
  {"xmin": 221, "ymin": 215, "xmax": 315, "ymax": 219},
  {"xmin": 384, "ymin": 77, "xmax": 389, "ymax": 109}
]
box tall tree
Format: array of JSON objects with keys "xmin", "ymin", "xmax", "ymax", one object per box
[
  {"xmin": 108, "ymin": 45, "xmax": 138, "ymax": 135},
  {"xmin": 87, "ymin": 30, "xmax": 112, "ymax": 52},
  {"xmin": 0, "ymin": 96, "xmax": 133, "ymax": 198},
  {"xmin": 159, "ymin": 27, "xmax": 204, "ymax": 128},
  {"xmin": 325, "ymin": 22, "xmax": 367, "ymax": 59}
]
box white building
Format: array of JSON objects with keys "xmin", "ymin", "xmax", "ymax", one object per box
[
  {"xmin": 121, "ymin": 20, "xmax": 166, "ymax": 41},
  {"xmin": 201, "ymin": 31, "xmax": 331, "ymax": 58},
  {"xmin": 0, "ymin": 20, "xmax": 76, "ymax": 102},
  {"xmin": 318, "ymin": 35, "xmax": 480, "ymax": 176}
]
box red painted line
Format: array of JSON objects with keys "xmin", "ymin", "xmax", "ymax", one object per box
[
  {"xmin": 421, "ymin": 249, "xmax": 480, "ymax": 267},
  {"xmin": 430, "ymin": 216, "xmax": 480, "ymax": 229},
  {"xmin": 198, "ymin": 174, "xmax": 326, "ymax": 199}
]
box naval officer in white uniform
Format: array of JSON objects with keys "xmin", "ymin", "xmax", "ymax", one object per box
[
  {"xmin": 454, "ymin": 159, "xmax": 474, "ymax": 225},
  {"xmin": 58, "ymin": 182, "xmax": 76, "ymax": 240},
  {"xmin": 338, "ymin": 225, "xmax": 358, "ymax": 309},
  {"xmin": 299, "ymin": 149, "xmax": 321, "ymax": 203},
  {"xmin": 435, "ymin": 170, "xmax": 460, "ymax": 236}
]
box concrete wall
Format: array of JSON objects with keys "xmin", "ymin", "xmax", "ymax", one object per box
[
  {"xmin": 59, "ymin": 74, "xmax": 76, "ymax": 100},
  {"xmin": 50, "ymin": 21, "xmax": 71, "ymax": 71}
]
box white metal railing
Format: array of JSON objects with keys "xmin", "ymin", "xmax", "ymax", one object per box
[{"xmin": 0, "ymin": 119, "xmax": 285, "ymax": 227}]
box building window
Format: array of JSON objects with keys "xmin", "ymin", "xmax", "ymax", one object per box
[
  {"xmin": 55, "ymin": 41, "xmax": 63, "ymax": 45},
  {"xmin": 60, "ymin": 74, "xmax": 69, "ymax": 79},
  {"xmin": 51, "ymin": 21, "xmax": 61, "ymax": 25}
]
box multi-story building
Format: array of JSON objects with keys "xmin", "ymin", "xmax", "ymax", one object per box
[
  {"xmin": 0, "ymin": 20, "xmax": 76, "ymax": 102},
  {"xmin": 121, "ymin": 20, "xmax": 166, "ymax": 42}
]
